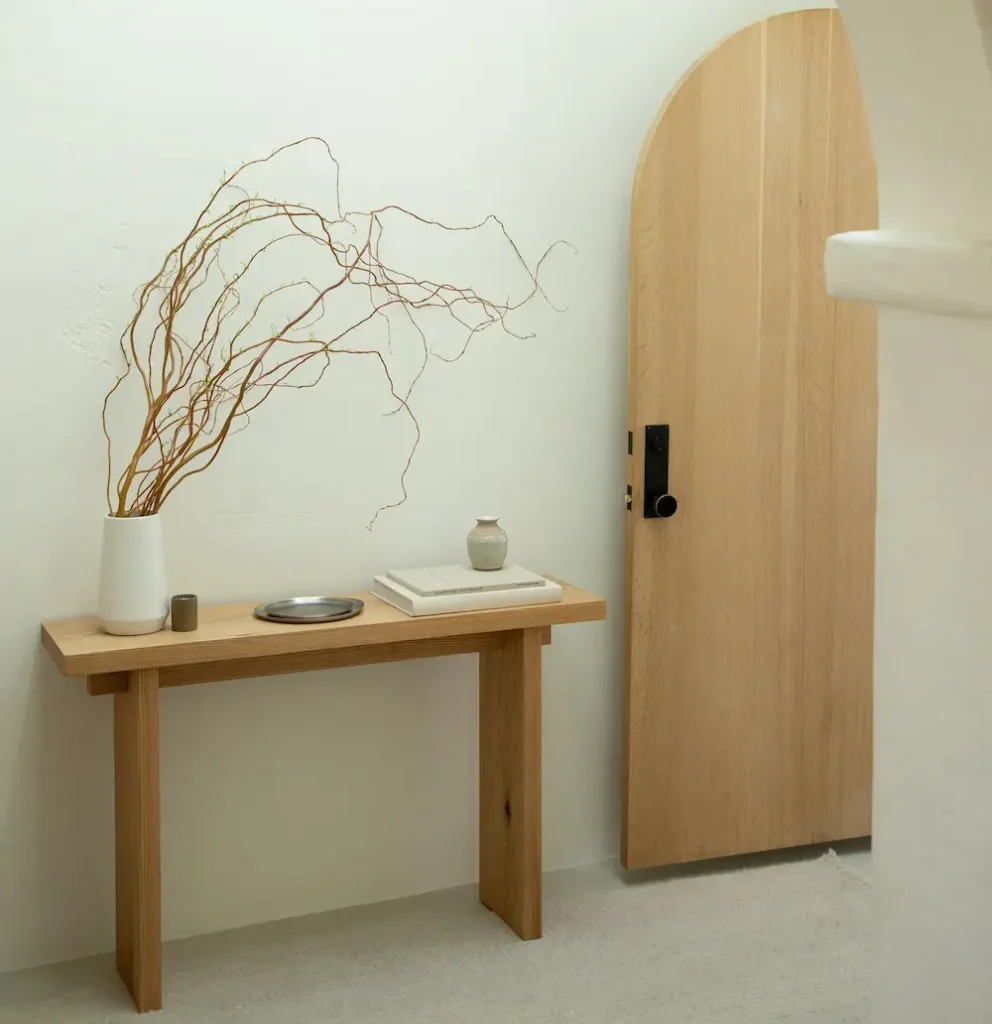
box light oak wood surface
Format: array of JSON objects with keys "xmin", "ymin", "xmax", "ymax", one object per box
[
  {"xmin": 114, "ymin": 668, "xmax": 162, "ymax": 1012},
  {"xmin": 479, "ymin": 628, "xmax": 543, "ymax": 939},
  {"xmin": 86, "ymin": 629, "xmax": 554, "ymax": 696},
  {"xmin": 41, "ymin": 579, "xmax": 604, "ymax": 1011},
  {"xmin": 43, "ymin": 582, "xmax": 604, "ymax": 678},
  {"xmin": 623, "ymin": 10, "xmax": 876, "ymax": 869}
]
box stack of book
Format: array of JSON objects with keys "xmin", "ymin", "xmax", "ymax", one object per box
[{"xmin": 372, "ymin": 564, "xmax": 562, "ymax": 617}]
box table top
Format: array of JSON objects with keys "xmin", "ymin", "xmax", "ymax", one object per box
[{"xmin": 42, "ymin": 580, "xmax": 607, "ymax": 677}]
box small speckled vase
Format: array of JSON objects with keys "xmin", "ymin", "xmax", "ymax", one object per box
[{"xmin": 466, "ymin": 516, "xmax": 508, "ymax": 571}]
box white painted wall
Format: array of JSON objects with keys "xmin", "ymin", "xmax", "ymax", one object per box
[
  {"xmin": 833, "ymin": 1, "xmax": 992, "ymax": 1020},
  {"xmin": 872, "ymin": 308, "xmax": 992, "ymax": 1021},
  {"xmin": 0, "ymin": 0, "xmax": 831, "ymax": 972}
]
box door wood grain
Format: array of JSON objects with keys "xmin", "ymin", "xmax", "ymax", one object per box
[{"xmin": 623, "ymin": 10, "xmax": 877, "ymax": 869}]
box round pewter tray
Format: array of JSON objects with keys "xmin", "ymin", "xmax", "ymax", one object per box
[{"xmin": 253, "ymin": 597, "xmax": 364, "ymax": 624}]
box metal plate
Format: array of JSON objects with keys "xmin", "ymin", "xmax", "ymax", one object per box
[{"xmin": 253, "ymin": 597, "xmax": 364, "ymax": 624}]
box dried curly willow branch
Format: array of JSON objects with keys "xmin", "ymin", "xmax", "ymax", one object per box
[{"xmin": 102, "ymin": 137, "xmax": 571, "ymax": 523}]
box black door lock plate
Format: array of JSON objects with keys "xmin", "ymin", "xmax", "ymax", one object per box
[{"xmin": 644, "ymin": 425, "xmax": 679, "ymax": 519}]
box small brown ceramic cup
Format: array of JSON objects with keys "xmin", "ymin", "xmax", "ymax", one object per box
[{"xmin": 170, "ymin": 594, "xmax": 198, "ymax": 632}]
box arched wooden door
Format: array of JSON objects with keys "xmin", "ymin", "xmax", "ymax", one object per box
[{"xmin": 623, "ymin": 9, "xmax": 877, "ymax": 869}]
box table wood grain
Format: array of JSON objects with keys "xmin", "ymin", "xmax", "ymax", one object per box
[
  {"xmin": 39, "ymin": 578, "xmax": 606, "ymax": 1012},
  {"xmin": 42, "ymin": 581, "xmax": 607, "ymax": 677}
]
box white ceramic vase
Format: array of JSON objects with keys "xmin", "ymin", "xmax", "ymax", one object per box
[
  {"xmin": 467, "ymin": 516, "xmax": 508, "ymax": 571},
  {"xmin": 97, "ymin": 513, "xmax": 168, "ymax": 635}
]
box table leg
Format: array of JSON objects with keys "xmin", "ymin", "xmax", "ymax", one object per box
[
  {"xmin": 478, "ymin": 627, "xmax": 543, "ymax": 939},
  {"xmin": 114, "ymin": 668, "xmax": 162, "ymax": 1012}
]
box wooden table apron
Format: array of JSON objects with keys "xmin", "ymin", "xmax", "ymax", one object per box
[{"xmin": 41, "ymin": 583, "xmax": 606, "ymax": 1013}]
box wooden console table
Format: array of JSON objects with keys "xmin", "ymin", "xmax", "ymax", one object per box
[{"xmin": 41, "ymin": 581, "xmax": 606, "ymax": 1013}]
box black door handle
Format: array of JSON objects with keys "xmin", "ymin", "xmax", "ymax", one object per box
[
  {"xmin": 650, "ymin": 493, "xmax": 679, "ymax": 518},
  {"xmin": 644, "ymin": 425, "xmax": 678, "ymax": 519}
]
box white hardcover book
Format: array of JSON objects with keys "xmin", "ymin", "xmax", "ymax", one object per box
[
  {"xmin": 386, "ymin": 564, "xmax": 546, "ymax": 598},
  {"xmin": 372, "ymin": 574, "xmax": 562, "ymax": 617}
]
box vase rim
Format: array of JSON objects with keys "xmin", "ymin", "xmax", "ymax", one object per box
[
  {"xmin": 104, "ymin": 512, "xmax": 162, "ymax": 521},
  {"xmin": 475, "ymin": 515, "xmax": 500, "ymax": 523}
]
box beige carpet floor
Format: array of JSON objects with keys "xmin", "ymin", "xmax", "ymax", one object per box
[{"xmin": 0, "ymin": 853, "xmax": 869, "ymax": 1023}]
